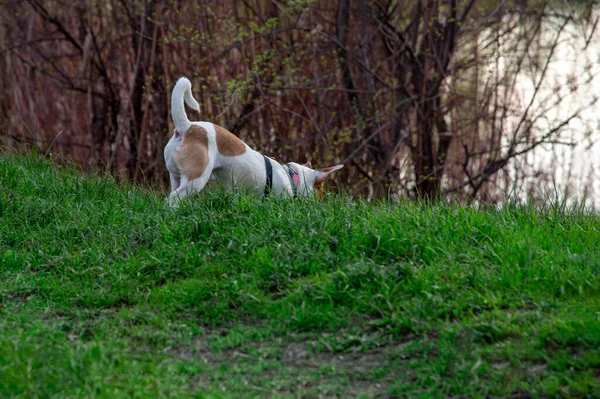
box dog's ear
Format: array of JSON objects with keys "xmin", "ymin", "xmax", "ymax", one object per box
[
  {"xmin": 314, "ymin": 164, "xmax": 343, "ymax": 183},
  {"xmin": 303, "ymin": 161, "xmax": 312, "ymax": 168}
]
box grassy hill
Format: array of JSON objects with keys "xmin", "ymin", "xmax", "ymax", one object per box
[{"xmin": 1, "ymin": 153, "xmax": 599, "ymax": 397}]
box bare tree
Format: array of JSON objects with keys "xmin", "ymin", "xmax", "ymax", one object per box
[{"xmin": 331, "ymin": 0, "xmax": 598, "ymax": 201}]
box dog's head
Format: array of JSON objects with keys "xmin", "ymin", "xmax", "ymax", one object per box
[{"xmin": 287, "ymin": 162, "xmax": 344, "ymax": 199}]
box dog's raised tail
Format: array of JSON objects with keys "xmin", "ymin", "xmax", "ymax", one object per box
[{"xmin": 171, "ymin": 76, "xmax": 200, "ymax": 132}]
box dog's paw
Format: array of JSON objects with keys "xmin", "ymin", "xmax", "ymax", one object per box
[{"xmin": 168, "ymin": 192, "xmax": 181, "ymax": 208}]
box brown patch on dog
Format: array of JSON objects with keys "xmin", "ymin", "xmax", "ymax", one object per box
[
  {"xmin": 215, "ymin": 124, "xmax": 246, "ymax": 156},
  {"xmin": 314, "ymin": 181, "xmax": 325, "ymax": 199},
  {"xmin": 175, "ymin": 125, "xmax": 209, "ymax": 179},
  {"xmin": 313, "ymin": 164, "xmax": 343, "ymax": 199}
]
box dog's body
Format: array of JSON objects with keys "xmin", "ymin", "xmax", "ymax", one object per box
[{"xmin": 165, "ymin": 77, "xmax": 342, "ymax": 206}]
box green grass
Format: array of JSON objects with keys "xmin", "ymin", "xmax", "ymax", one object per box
[{"xmin": 1, "ymin": 152, "xmax": 599, "ymax": 398}]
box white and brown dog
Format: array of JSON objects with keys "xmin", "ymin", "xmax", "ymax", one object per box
[{"xmin": 164, "ymin": 77, "xmax": 343, "ymax": 207}]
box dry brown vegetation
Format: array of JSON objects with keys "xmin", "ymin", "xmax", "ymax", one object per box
[{"xmin": 1, "ymin": 0, "xmax": 598, "ymax": 201}]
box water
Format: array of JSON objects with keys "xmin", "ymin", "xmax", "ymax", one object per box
[{"xmin": 489, "ymin": 16, "xmax": 600, "ymax": 207}]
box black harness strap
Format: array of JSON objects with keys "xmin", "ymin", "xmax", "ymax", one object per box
[{"xmin": 263, "ymin": 155, "xmax": 273, "ymax": 196}]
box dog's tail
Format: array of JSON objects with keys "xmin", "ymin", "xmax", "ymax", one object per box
[{"xmin": 171, "ymin": 76, "xmax": 201, "ymax": 132}]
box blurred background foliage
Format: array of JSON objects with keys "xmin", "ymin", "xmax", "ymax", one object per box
[{"xmin": 1, "ymin": 0, "xmax": 598, "ymax": 203}]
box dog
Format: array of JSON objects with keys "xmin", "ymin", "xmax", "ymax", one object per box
[{"xmin": 164, "ymin": 77, "xmax": 343, "ymax": 207}]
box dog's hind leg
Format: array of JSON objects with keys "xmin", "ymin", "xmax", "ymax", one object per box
[
  {"xmin": 169, "ymin": 167, "xmax": 212, "ymax": 207},
  {"xmin": 169, "ymin": 173, "xmax": 181, "ymax": 193}
]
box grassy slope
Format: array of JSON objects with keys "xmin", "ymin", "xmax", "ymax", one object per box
[{"xmin": 0, "ymin": 153, "xmax": 599, "ymax": 398}]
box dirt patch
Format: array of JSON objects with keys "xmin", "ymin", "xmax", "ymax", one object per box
[{"xmin": 169, "ymin": 331, "xmax": 411, "ymax": 397}]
